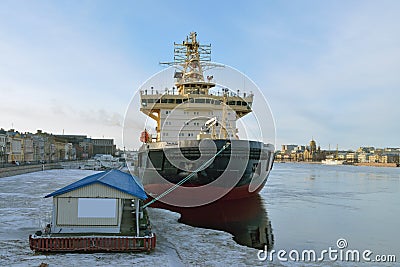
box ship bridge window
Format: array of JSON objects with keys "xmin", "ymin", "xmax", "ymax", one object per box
[
  {"xmin": 176, "ymin": 99, "xmax": 182, "ymax": 104},
  {"xmin": 195, "ymin": 98, "xmax": 205, "ymax": 103},
  {"xmin": 161, "ymin": 98, "xmax": 168, "ymax": 103},
  {"xmin": 228, "ymin": 101, "xmax": 236, "ymax": 105},
  {"xmin": 147, "ymin": 99, "xmax": 155, "ymax": 103},
  {"xmin": 236, "ymin": 101, "xmax": 241, "ymax": 105},
  {"xmin": 241, "ymin": 101, "xmax": 247, "ymax": 106},
  {"xmin": 156, "ymin": 99, "xmax": 161, "ymax": 103},
  {"xmin": 168, "ymin": 99, "xmax": 175, "ymax": 103},
  {"xmin": 205, "ymin": 99, "xmax": 211, "ymax": 104}
]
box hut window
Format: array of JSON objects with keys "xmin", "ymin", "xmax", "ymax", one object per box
[{"xmin": 78, "ymin": 198, "xmax": 117, "ymax": 218}]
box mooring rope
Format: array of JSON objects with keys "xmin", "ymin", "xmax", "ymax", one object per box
[{"xmin": 142, "ymin": 142, "xmax": 231, "ymax": 209}]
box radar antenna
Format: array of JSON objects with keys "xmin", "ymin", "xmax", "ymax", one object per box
[{"xmin": 160, "ymin": 32, "xmax": 223, "ymax": 83}]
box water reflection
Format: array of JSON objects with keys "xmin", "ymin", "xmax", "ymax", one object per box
[{"xmin": 154, "ymin": 195, "xmax": 274, "ymax": 250}]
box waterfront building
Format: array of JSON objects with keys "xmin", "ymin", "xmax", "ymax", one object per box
[
  {"xmin": 368, "ymin": 154, "xmax": 380, "ymax": 163},
  {"xmin": 54, "ymin": 137, "xmax": 68, "ymax": 161},
  {"xmin": 6, "ymin": 130, "xmax": 23, "ymax": 163},
  {"xmin": 300, "ymin": 138, "xmax": 320, "ymax": 161},
  {"xmin": 92, "ymin": 138, "xmax": 116, "ymax": 156},
  {"xmin": 55, "ymin": 135, "xmax": 93, "ymax": 159},
  {"xmin": 276, "ymin": 143, "xmax": 398, "ymax": 164},
  {"xmin": 371, "ymin": 148, "xmax": 384, "ymax": 155},
  {"xmin": 296, "ymin": 145, "xmax": 306, "ymax": 152},
  {"xmin": 281, "ymin": 144, "xmax": 297, "ymax": 153},
  {"xmin": 345, "ymin": 152, "xmax": 357, "ymax": 163},
  {"xmin": 35, "ymin": 130, "xmax": 53, "ymax": 162},
  {"xmin": 64, "ymin": 143, "xmax": 76, "ymax": 160},
  {"xmin": 290, "ymin": 150, "xmax": 302, "ymax": 161},
  {"xmin": 357, "ymin": 147, "xmax": 375, "ymax": 153},
  {"xmin": 384, "ymin": 147, "xmax": 400, "ymax": 152},
  {"xmin": 0, "ymin": 128, "xmax": 118, "ymax": 162},
  {"xmin": 22, "ymin": 134, "xmax": 34, "ymax": 163},
  {"xmin": 381, "ymin": 153, "xmax": 399, "ymax": 164},
  {"xmin": 303, "ymin": 149, "xmax": 312, "ymax": 161},
  {"xmin": 274, "ymin": 151, "xmax": 283, "ymax": 161},
  {"xmin": 56, "ymin": 135, "xmax": 115, "ymax": 158},
  {"xmin": 35, "ymin": 131, "xmax": 66, "ymax": 162},
  {"xmin": 309, "ymin": 139, "xmax": 317, "ymax": 154},
  {"xmin": 32, "ymin": 134, "xmax": 46, "ymax": 162},
  {"xmin": 337, "ymin": 153, "xmax": 346, "ymax": 160},
  {"xmin": 357, "ymin": 152, "xmax": 370, "ymax": 163},
  {"xmin": 0, "ymin": 129, "xmax": 6, "ymax": 165},
  {"xmin": 78, "ymin": 138, "xmax": 93, "ymax": 159}
]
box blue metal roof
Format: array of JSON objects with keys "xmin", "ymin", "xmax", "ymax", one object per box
[{"xmin": 45, "ymin": 169, "xmax": 147, "ymax": 200}]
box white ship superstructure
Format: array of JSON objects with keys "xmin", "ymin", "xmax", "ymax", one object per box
[{"xmin": 140, "ymin": 32, "xmax": 254, "ymax": 143}]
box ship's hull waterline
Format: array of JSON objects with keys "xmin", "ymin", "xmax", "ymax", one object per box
[{"xmin": 137, "ymin": 139, "xmax": 274, "ymax": 204}]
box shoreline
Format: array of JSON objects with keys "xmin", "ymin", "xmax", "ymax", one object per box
[
  {"xmin": 275, "ymin": 161, "xmax": 399, "ymax": 168},
  {"xmin": 0, "ymin": 160, "xmax": 89, "ymax": 178},
  {"xmin": 0, "ymin": 163, "xmax": 63, "ymax": 178}
]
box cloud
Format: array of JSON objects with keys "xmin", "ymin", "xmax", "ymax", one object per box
[
  {"xmin": 252, "ymin": 2, "xmax": 400, "ymax": 149},
  {"xmin": 0, "ymin": 1, "xmax": 152, "ymax": 148},
  {"xmin": 1, "ymin": 1, "xmax": 399, "ymax": 150},
  {"xmin": 78, "ymin": 109, "xmax": 123, "ymax": 128}
]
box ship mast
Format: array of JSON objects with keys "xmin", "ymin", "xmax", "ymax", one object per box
[
  {"xmin": 177, "ymin": 32, "xmax": 206, "ymax": 83},
  {"xmin": 160, "ymin": 32, "xmax": 220, "ymax": 95}
]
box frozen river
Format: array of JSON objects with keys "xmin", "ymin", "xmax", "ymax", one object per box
[
  {"xmin": 0, "ymin": 170, "xmax": 258, "ymax": 266},
  {"xmin": 1, "ymin": 164, "xmax": 399, "ymax": 266}
]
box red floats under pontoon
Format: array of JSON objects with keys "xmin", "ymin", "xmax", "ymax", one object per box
[{"xmin": 29, "ymin": 234, "xmax": 156, "ymax": 253}]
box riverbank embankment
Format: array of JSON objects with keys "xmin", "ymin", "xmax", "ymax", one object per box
[{"xmin": 0, "ymin": 163, "xmax": 63, "ymax": 178}]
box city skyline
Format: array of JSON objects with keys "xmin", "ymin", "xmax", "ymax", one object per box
[
  {"xmin": 2, "ymin": 125, "xmax": 398, "ymax": 152},
  {"xmin": 1, "ymin": 1, "xmax": 399, "ymax": 149}
]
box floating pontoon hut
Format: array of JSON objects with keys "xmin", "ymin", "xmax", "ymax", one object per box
[{"xmin": 29, "ymin": 170, "xmax": 156, "ymax": 252}]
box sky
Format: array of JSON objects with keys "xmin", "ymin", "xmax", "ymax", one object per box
[{"xmin": 0, "ymin": 0, "xmax": 399, "ymax": 150}]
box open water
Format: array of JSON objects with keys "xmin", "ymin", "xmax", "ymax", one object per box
[{"xmin": 0, "ymin": 163, "xmax": 399, "ymax": 266}]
